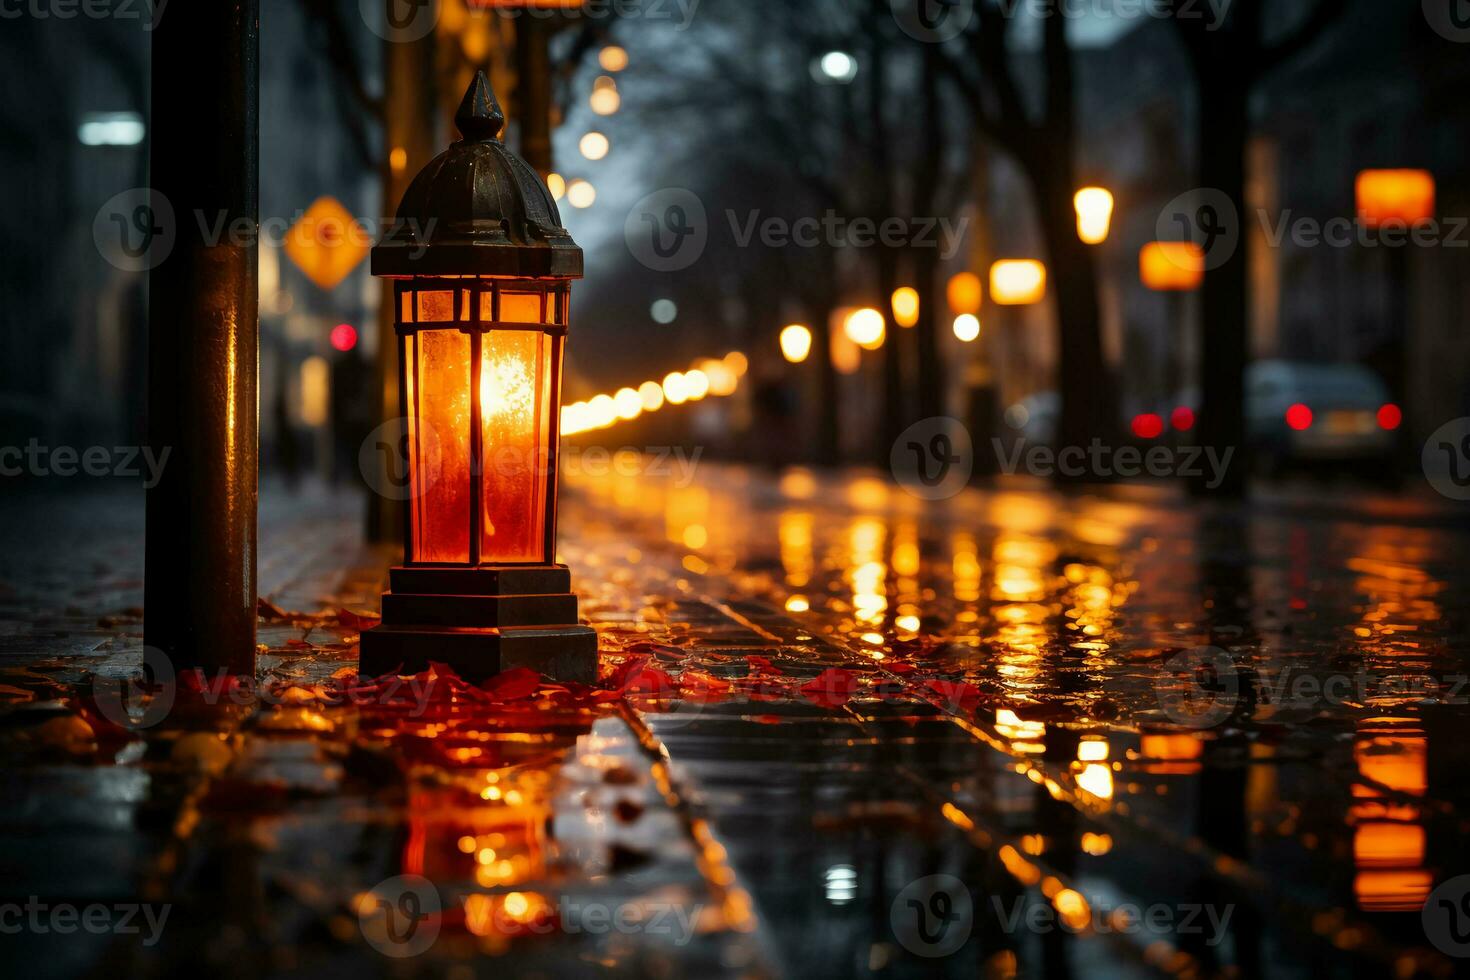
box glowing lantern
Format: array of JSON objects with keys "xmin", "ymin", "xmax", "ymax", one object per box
[
  {"xmin": 1139, "ymin": 242, "xmax": 1204, "ymax": 292},
  {"xmin": 891, "ymin": 287, "xmax": 920, "ymax": 328},
  {"xmin": 360, "ymin": 73, "xmax": 596, "ymax": 682},
  {"xmin": 947, "ymin": 272, "xmax": 982, "ymax": 315},
  {"xmin": 989, "ymin": 260, "xmax": 1046, "ymax": 305},
  {"xmin": 780, "ymin": 324, "xmax": 812, "ymax": 363},
  {"xmin": 1073, "ymin": 187, "xmax": 1114, "ymax": 245},
  {"xmin": 1356, "ymin": 169, "xmax": 1435, "ymax": 228}
]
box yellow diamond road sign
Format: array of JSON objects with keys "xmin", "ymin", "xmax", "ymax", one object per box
[{"xmin": 283, "ymin": 196, "xmax": 369, "ymax": 291}]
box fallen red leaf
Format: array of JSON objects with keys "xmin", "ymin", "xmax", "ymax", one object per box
[
  {"xmin": 621, "ymin": 665, "xmax": 676, "ymax": 696},
  {"xmin": 482, "ymin": 667, "xmax": 542, "ymax": 701},
  {"xmin": 679, "ymin": 669, "xmax": 732, "ymax": 698},
  {"xmin": 337, "ymin": 608, "xmax": 382, "ymax": 631},
  {"xmin": 926, "ymin": 678, "xmax": 983, "ymax": 712},
  {"xmin": 801, "ymin": 667, "xmax": 860, "ymax": 707}
]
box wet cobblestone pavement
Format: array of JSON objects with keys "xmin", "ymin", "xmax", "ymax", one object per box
[{"xmin": 3, "ymin": 468, "xmax": 1470, "ymax": 978}]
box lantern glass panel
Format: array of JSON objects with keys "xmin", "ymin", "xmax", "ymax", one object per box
[
  {"xmin": 479, "ymin": 329, "xmax": 554, "ymax": 562},
  {"xmin": 410, "ymin": 328, "xmax": 473, "ymax": 563},
  {"xmin": 419, "ymin": 290, "xmax": 456, "ymax": 322}
]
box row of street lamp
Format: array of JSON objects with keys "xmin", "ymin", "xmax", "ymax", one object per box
[
  {"xmin": 774, "ymin": 168, "xmax": 1437, "ymax": 365},
  {"xmin": 561, "ymin": 352, "xmax": 748, "ymax": 436},
  {"xmin": 543, "ymin": 45, "xmax": 630, "ymax": 211}
]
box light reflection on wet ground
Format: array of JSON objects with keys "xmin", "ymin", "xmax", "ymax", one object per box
[
  {"xmin": 560, "ymin": 460, "xmax": 1470, "ymax": 978},
  {"xmin": 1, "ymin": 471, "xmax": 1469, "ymax": 977}
]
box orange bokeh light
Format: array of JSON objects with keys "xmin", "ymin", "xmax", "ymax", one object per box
[
  {"xmin": 1139, "ymin": 242, "xmax": 1205, "ymax": 291},
  {"xmin": 1356, "ymin": 169, "xmax": 1435, "ymax": 228}
]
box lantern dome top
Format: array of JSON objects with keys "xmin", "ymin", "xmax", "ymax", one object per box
[{"xmin": 372, "ymin": 72, "xmax": 583, "ymax": 279}]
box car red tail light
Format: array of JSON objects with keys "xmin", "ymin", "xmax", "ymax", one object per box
[
  {"xmin": 1131, "ymin": 414, "xmax": 1164, "ymax": 440},
  {"xmin": 1377, "ymin": 403, "xmax": 1402, "ymax": 431},
  {"xmin": 1285, "ymin": 404, "xmax": 1313, "ymax": 431},
  {"xmin": 1170, "ymin": 407, "xmax": 1195, "ymax": 432}
]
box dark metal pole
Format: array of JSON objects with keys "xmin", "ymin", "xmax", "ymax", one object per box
[
  {"xmin": 145, "ymin": 0, "xmax": 260, "ymax": 676},
  {"xmin": 515, "ymin": 15, "xmax": 553, "ymax": 176}
]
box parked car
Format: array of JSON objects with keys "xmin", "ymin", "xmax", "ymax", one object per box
[{"xmin": 1178, "ymin": 361, "xmax": 1399, "ymax": 473}]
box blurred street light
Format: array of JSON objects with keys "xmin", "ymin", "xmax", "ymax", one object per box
[
  {"xmin": 953, "ymin": 314, "xmax": 981, "ymax": 342},
  {"xmin": 590, "ymin": 77, "xmax": 621, "ymax": 115},
  {"xmin": 614, "ymin": 387, "xmax": 643, "ymax": 420},
  {"xmin": 989, "ymin": 260, "xmax": 1046, "ymax": 305},
  {"xmin": 599, "ymin": 45, "xmax": 629, "ymax": 72},
  {"xmin": 78, "ymin": 111, "xmax": 145, "ymax": 146},
  {"xmin": 1073, "ymin": 187, "xmax": 1115, "ymax": 245},
  {"xmin": 844, "ymin": 307, "xmax": 885, "ymax": 350},
  {"xmin": 1139, "ymin": 242, "xmax": 1205, "ymax": 291},
  {"xmin": 947, "ymin": 272, "xmax": 983, "ymax": 315},
  {"xmin": 814, "ymin": 51, "xmax": 858, "ymax": 84},
  {"xmin": 651, "ymin": 299, "xmax": 678, "ymax": 323},
  {"xmin": 579, "ymin": 131, "xmax": 610, "ymax": 161},
  {"xmin": 566, "ymin": 179, "xmax": 596, "ymax": 208},
  {"xmin": 329, "ymin": 323, "xmax": 358, "ymax": 352},
  {"xmin": 781, "ymin": 324, "xmax": 813, "ymax": 363},
  {"xmin": 546, "ymin": 172, "xmax": 566, "ymax": 200},
  {"xmin": 891, "ymin": 287, "xmax": 920, "ymax": 328},
  {"xmin": 1356, "ymin": 169, "xmax": 1435, "ymax": 227},
  {"xmin": 663, "ymin": 371, "xmax": 691, "ymax": 405},
  {"xmin": 684, "ymin": 369, "xmax": 711, "ymax": 401}
]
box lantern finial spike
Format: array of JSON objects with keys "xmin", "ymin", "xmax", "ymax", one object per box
[{"xmin": 455, "ymin": 71, "xmax": 506, "ymax": 143}]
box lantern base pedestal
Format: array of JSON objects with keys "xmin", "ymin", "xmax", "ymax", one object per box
[{"xmin": 359, "ymin": 564, "xmax": 598, "ymax": 683}]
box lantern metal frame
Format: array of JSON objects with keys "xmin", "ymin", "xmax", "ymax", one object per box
[{"xmin": 359, "ymin": 72, "xmax": 596, "ymax": 683}]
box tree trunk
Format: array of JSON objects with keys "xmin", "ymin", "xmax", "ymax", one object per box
[
  {"xmin": 877, "ymin": 245, "xmax": 906, "ymax": 461},
  {"xmin": 1192, "ymin": 82, "xmax": 1251, "ymax": 496},
  {"xmin": 1031, "ymin": 151, "xmax": 1117, "ymax": 470},
  {"xmin": 913, "ymin": 245, "xmax": 944, "ymax": 422}
]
